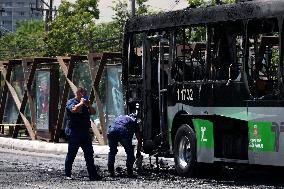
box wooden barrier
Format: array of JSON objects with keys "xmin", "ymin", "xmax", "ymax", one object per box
[{"xmin": 0, "ymin": 52, "xmax": 122, "ymax": 145}]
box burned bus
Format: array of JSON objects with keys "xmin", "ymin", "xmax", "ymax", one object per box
[{"xmin": 122, "ymin": 0, "xmax": 284, "ymax": 176}]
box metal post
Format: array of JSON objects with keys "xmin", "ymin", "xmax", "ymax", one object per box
[
  {"xmin": 130, "ymin": 0, "xmax": 135, "ymax": 17},
  {"xmin": 32, "ymin": 0, "xmax": 54, "ymax": 32},
  {"xmin": 11, "ymin": 7, "xmax": 13, "ymax": 32},
  {"xmin": 49, "ymin": 0, "xmax": 53, "ymax": 22}
]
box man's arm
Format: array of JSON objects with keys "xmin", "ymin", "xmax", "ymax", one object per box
[{"xmin": 70, "ymin": 98, "xmax": 84, "ymax": 113}]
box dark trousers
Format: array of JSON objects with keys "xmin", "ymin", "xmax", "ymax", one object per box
[
  {"xmin": 65, "ymin": 131, "xmax": 97, "ymax": 179},
  {"xmin": 107, "ymin": 133, "xmax": 135, "ymax": 169}
]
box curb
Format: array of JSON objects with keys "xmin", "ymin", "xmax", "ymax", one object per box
[{"xmin": 0, "ymin": 137, "xmax": 126, "ymax": 156}]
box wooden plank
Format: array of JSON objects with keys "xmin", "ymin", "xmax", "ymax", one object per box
[
  {"xmin": 13, "ymin": 59, "xmax": 37, "ymax": 138},
  {"xmin": 49, "ymin": 66, "xmax": 60, "ymax": 141},
  {"xmin": 21, "ymin": 59, "xmax": 37, "ymax": 128},
  {"xmin": 92, "ymin": 89, "xmax": 106, "ymax": 144},
  {"xmin": 87, "ymin": 53, "xmax": 107, "ymax": 144},
  {"xmin": 1, "ymin": 71, "xmax": 36, "ymax": 140},
  {"xmin": 54, "ymin": 57, "xmax": 75, "ymax": 142},
  {"xmin": 57, "ymin": 57, "xmax": 77, "ymax": 94},
  {"xmin": 87, "ymin": 53, "xmax": 122, "ymax": 145},
  {"xmin": 88, "ymin": 53, "xmax": 107, "ymax": 145},
  {"xmin": 87, "ymin": 53, "xmax": 102, "ymax": 103},
  {"xmin": 55, "ymin": 56, "xmax": 105, "ymax": 145},
  {"xmin": 0, "ymin": 63, "xmax": 10, "ymax": 125}
]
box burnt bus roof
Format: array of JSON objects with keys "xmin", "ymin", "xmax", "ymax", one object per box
[{"xmin": 125, "ymin": 0, "xmax": 284, "ymax": 33}]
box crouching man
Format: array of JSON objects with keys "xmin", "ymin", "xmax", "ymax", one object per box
[{"xmin": 107, "ymin": 113, "xmax": 142, "ymax": 177}]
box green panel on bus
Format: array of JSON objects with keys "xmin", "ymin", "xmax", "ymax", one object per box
[
  {"xmin": 193, "ymin": 119, "xmax": 214, "ymax": 149},
  {"xmin": 248, "ymin": 122, "xmax": 275, "ymax": 152}
]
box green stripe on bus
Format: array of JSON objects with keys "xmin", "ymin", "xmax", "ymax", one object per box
[
  {"xmin": 248, "ymin": 121, "xmax": 275, "ymax": 152},
  {"xmin": 193, "ymin": 119, "xmax": 214, "ymax": 149}
]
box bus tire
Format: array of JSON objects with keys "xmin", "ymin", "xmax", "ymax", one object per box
[{"xmin": 174, "ymin": 124, "xmax": 197, "ymax": 177}]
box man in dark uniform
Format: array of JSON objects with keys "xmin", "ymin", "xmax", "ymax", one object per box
[
  {"xmin": 65, "ymin": 87, "xmax": 100, "ymax": 181},
  {"xmin": 107, "ymin": 113, "xmax": 142, "ymax": 177}
]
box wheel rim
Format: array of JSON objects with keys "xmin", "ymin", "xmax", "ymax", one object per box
[{"xmin": 178, "ymin": 135, "xmax": 191, "ymax": 168}]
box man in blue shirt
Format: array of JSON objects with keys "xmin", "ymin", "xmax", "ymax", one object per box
[
  {"xmin": 107, "ymin": 113, "xmax": 142, "ymax": 177},
  {"xmin": 65, "ymin": 87, "xmax": 100, "ymax": 181}
]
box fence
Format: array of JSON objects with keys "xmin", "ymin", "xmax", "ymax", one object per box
[{"xmin": 0, "ymin": 52, "xmax": 122, "ymax": 145}]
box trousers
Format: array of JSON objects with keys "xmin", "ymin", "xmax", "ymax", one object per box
[
  {"xmin": 107, "ymin": 132, "xmax": 135, "ymax": 168},
  {"xmin": 65, "ymin": 130, "xmax": 97, "ymax": 179}
]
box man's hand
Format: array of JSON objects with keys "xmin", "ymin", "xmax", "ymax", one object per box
[
  {"xmin": 80, "ymin": 98, "xmax": 85, "ymax": 104},
  {"xmin": 83, "ymin": 98, "xmax": 91, "ymax": 107},
  {"xmin": 71, "ymin": 99, "xmax": 84, "ymax": 113}
]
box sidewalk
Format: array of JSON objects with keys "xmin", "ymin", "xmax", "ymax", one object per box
[{"xmin": 0, "ymin": 137, "xmax": 126, "ymax": 156}]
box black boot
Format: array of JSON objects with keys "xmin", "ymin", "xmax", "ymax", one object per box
[
  {"xmin": 108, "ymin": 164, "xmax": 115, "ymax": 177},
  {"xmin": 89, "ymin": 172, "xmax": 102, "ymax": 181},
  {"xmin": 89, "ymin": 166, "xmax": 102, "ymax": 181},
  {"xmin": 127, "ymin": 165, "xmax": 133, "ymax": 178}
]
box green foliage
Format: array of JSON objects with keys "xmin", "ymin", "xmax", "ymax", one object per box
[
  {"xmin": 211, "ymin": 0, "xmax": 235, "ymax": 5},
  {"xmin": 45, "ymin": 0, "xmax": 99, "ymax": 56},
  {"xmin": 186, "ymin": 0, "xmax": 206, "ymax": 8},
  {"xmin": 271, "ymin": 48, "xmax": 279, "ymax": 67},
  {"xmin": 136, "ymin": 0, "xmax": 149, "ymax": 15},
  {"xmin": 0, "ymin": 20, "xmax": 46, "ymax": 60},
  {"xmin": 91, "ymin": 21, "xmax": 121, "ymax": 52},
  {"xmin": 187, "ymin": 0, "xmax": 235, "ymax": 7},
  {"xmin": 223, "ymin": 0, "xmax": 235, "ymax": 4},
  {"xmin": 110, "ymin": 0, "xmax": 150, "ymax": 50},
  {"xmin": 111, "ymin": 0, "xmax": 130, "ymax": 34},
  {"xmin": 184, "ymin": 0, "xmax": 235, "ymax": 43}
]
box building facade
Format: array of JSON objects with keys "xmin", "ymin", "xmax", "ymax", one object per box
[{"xmin": 0, "ymin": 0, "xmax": 43, "ymax": 32}]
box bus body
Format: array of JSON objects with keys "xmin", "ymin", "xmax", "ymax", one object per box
[{"xmin": 122, "ymin": 0, "xmax": 284, "ymax": 176}]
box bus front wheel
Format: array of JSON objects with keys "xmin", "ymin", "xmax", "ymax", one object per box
[{"xmin": 174, "ymin": 124, "xmax": 197, "ymax": 177}]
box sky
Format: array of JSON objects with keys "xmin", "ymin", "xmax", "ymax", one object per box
[{"xmin": 53, "ymin": 0, "xmax": 189, "ymax": 23}]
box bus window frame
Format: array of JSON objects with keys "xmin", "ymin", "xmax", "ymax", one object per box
[{"xmin": 242, "ymin": 17, "xmax": 284, "ymax": 100}]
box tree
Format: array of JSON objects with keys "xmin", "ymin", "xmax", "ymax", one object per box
[
  {"xmin": 186, "ymin": 0, "xmax": 205, "ymax": 8},
  {"xmin": 136, "ymin": 0, "xmax": 149, "ymax": 15},
  {"xmin": 0, "ymin": 20, "xmax": 46, "ymax": 60},
  {"xmin": 91, "ymin": 21, "xmax": 121, "ymax": 52},
  {"xmin": 111, "ymin": 0, "xmax": 130, "ymax": 35},
  {"xmin": 212, "ymin": 0, "xmax": 235, "ymax": 5},
  {"xmin": 45, "ymin": 0, "xmax": 99, "ymax": 56},
  {"xmin": 110, "ymin": 0, "xmax": 150, "ymax": 50},
  {"xmin": 186, "ymin": 0, "xmax": 235, "ymax": 7}
]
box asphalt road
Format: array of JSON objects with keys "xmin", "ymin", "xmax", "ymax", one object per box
[{"xmin": 0, "ymin": 147, "xmax": 284, "ymax": 189}]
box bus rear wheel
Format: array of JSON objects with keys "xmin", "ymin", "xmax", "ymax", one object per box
[{"xmin": 174, "ymin": 124, "xmax": 197, "ymax": 177}]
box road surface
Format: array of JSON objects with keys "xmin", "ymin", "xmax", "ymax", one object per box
[{"xmin": 0, "ymin": 147, "xmax": 284, "ymax": 189}]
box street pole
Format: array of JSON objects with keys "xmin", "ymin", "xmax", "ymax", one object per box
[
  {"xmin": 130, "ymin": 0, "xmax": 135, "ymax": 17},
  {"xmin": 32, "ymin": 0, "xmax": 54, "ymax": 31},
  {"xmin": 45, "ymin": 0, "xmax": 53, "ymax": 31},
  {"xmin": 11, "ymin": 7, "xmax": 13, "ymax": 32},
  {"xmin": 49, "ymin": 0, "xmax": 53, "ymax": 24}
]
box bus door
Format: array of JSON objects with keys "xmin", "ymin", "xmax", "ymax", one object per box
[{"xmin": 142, "ymin": 33, "xmax": 169, "ymax": 154}]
